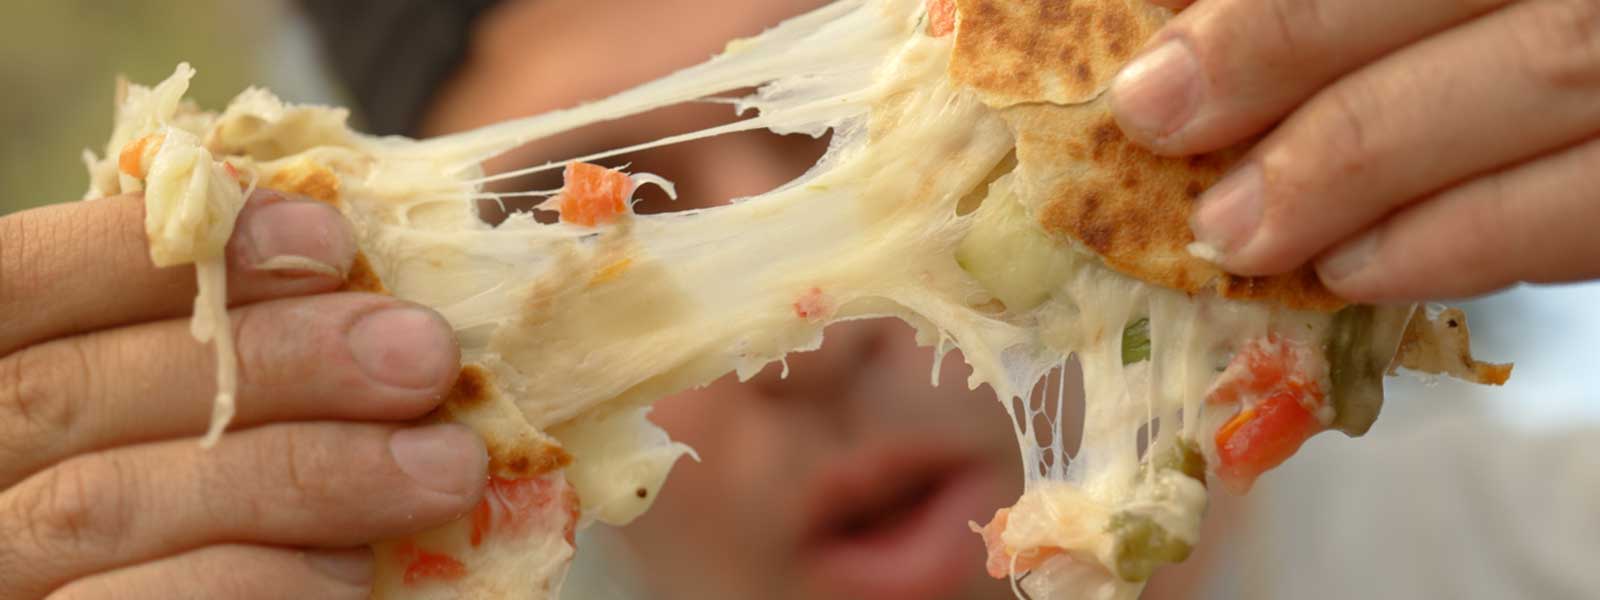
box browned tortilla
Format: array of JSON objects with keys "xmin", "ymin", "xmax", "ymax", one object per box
[
  {"xmin": 951, "ymin": 0, "xmax": 1169, "ymax": 107},
  {"xmin": 951, "ymin": 0, "xmax": 1348, "ymax": 312}
]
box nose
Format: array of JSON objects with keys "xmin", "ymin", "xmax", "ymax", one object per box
[{"xmin": 748, "ymin": 318, "xmax": 897, "ymax": 400}]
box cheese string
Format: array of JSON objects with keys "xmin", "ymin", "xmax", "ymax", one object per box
[{"xmin": 194, "ymin": 259, "xmax": 237, "ymax": 448}]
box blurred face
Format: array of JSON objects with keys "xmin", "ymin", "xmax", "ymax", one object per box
[{"xmin": 422, "ymin": 1, "xmax": 1023, "ymax": 598}]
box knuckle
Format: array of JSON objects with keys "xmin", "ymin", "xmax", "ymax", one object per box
[
  {"xmin": 1275, "ymin": 86, "xmax": 1377, "ymax": 189},
  {"xmin": 1449, "ymin": 182, "xmax": 1519, "ymax": 283},
  {"xmin": 1259, "ymin": 0, "xmax": 1334, "ymax": 65},
  {"xmin": 259, "ymin": 427, "xmax": 337, "ymax": 507},
  {"xmin": 1314, "ymin": 88, "xmax": 1378, "ymax": 178},
  {"xmin": 0, "ymin": 212, "xmax": 35, "ymax": 313},
  {"xmin": 1509, "ymin": 0, "xmax": 1600, "ymax": 89},
  {"xmin": 0, "ymin": 342, "xmax": 89, "ymax": 459},
  {"xmin": 1259, "ymin": 86, "xmax": 1377, "ymax": 202},
  {"xmin": 13, "ymin": 454, "xmax": 134, "ymax": 559}
]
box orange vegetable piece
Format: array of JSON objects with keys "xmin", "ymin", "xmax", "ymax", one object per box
[
  {"xmin": 927, "ymin": 0, "xmax": 956, "ymax": 37},
  {"xmin": 1214, "ymin": 389, "xmax": 1323, "ymax": 494},
  {"xmin": 1206, "ymin": 335, "xmax": 1322, "ymax": 406},
  {"xmin": 469, "ymin": 475, "xmax": 582, "ymax": 547},
  {"xmin": 793, "ymin": 287, "xmax": 830, "ymax": 321},
  {"xmin": 972, "ymin": 508, "xmax": 1062, "ymax": 579},
  {"xmin": 397, "ymin": 542, "xmax": 467, "ymax": 585},
  {"xmin": 118, "ymin": 133, "xmax": 165, "ymax": 178},
  {"xmin": 556, "ymin": 162, "xmax": 633, "ymax": 227},
  {"xmin": 1206, "ymin": 335, "xmax": 1331, "ymax": 492}
]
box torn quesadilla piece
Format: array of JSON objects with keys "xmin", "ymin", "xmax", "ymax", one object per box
[{"xmin": 82, "ymin": 0, "xmax": 1508, "ymax": 598}]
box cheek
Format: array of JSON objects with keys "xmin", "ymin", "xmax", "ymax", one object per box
[{"xmin": 645, "ymin": 379, "xmax": 795, "ymax": 509}]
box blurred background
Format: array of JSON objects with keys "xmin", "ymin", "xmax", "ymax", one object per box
[{"xmin": 0, "ymin": 0, "xmax": 340, "ymax": 213}]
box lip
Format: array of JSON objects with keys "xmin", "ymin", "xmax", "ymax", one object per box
[{"xmin": 798, "ymin": 444, "xmax": 1007, "ymax": 600}]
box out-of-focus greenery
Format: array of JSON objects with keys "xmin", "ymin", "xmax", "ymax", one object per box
[{"xmin": 0, "ymin": 1, "xmax": 280, "ymax": 215}]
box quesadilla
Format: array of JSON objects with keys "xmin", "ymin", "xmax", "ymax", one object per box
[{"xmin": 84, "ymin": 0, "xmax": 1508, "ymax": 598}]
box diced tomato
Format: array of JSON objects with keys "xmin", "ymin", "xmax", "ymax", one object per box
[
  {"xmin": 1205, "ymin": 335, "xmax": 1330, "ymax": 493},
  {"xmin": 118, "ymin": 133, "xmax": 164, "ymax": 178},
  {"xmin": 469, "ymin": 495, "xmax": 493, "ymax": 548},
  {"xmin": 396, "ymin": 542, "xmax": 467, "ymax": 585},
  {"xmin": 1214, "ymin": 389, "xmax": 1323, "ymax": 493},
  {"xmin": 972, "ymin": 508, "xmax": 1062, "ymax": 579},
  {"xmin": 469, "ymin": 474, "xmax": 582, "ymax": 547},
  {"xmin": 793, "ymin": 287, "xmax": 829, "ymax": 321},
  {"xmin": 555, "ymin": 162, "xmax": 633, "ymax": 227},
  {"xmin": 927, "ymin": 0, "xmax": 957, "ymax": 37},
  {"xmin": 1206, "ymin": 335, "xmax": 1304, "ymax": 406}
]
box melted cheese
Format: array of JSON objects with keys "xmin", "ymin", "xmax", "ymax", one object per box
[
  {"xmin": 87, "ymin": 67, "xmax": 249, "ymax": 447},
  {"xmin": 85, "ymin": 1, "xmax": 1347, "ymax": 598}
]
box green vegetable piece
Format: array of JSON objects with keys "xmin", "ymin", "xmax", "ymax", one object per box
[
  {"xmin": 1326, "ymin": 304, "xmax": 1417, "ymax": 437},
  {"xmin": 1106, "ymin": 513, "xmax": 1194, "ymax": 583},
  {"xmin": 953, "ymin": 173, "xmax": 1080, "ymax": 313},
  {"xmin": 1122, "ymin": 318, "xmax": 1151, "ymax": 365},
  {"xmin": 1153, "ymin": 438, "xmax": 1207, "ymax": 485}
]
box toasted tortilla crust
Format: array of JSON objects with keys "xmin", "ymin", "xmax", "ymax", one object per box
[
  {"xmin": 1392, "ymin": 306, "xmax": 1513, "ymax": 385},
  {"xmin": 953, "ymin": 0, "xmax": 1348, "ymax": 312},
  {"xmin": 951, "ymin": 0, "xmax": 1169, "ymax": 107}
]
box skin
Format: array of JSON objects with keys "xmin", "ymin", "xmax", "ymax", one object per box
[
  {"xmin": 0, "ymin": 191, "xmax": 485, "ymax": 599},
  {"xmin": 1112, "ymin": 0, "xmax": 1600, "ymax": 302}
]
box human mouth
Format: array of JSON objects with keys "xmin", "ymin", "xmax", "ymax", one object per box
[{"xmin": 799, "ymin": 448, "xmax": 1008, "ymax": 600}]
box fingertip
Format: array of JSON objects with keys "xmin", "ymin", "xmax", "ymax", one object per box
[
  {"xmin": 1109, "ymin": 36, "xmax": 1203, "ymax": 152},
  {"xmin": 389, "ymin": 423, "xmax": 489, "ymax": 499},
  {"xmin": 233, "ymin": 190, "xmax": 357, "ymax": 280},
  {"xmin": 1315, "ymin": 231, "xmax": 1407, "ymax": 303},
  {"xmin": 346, "ymin": 305, "xmax": 463, "ymax": 400}
]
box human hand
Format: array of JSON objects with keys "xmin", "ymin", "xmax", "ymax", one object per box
[
  {"xmin": 0, "ymin": 191, "xmax": 485, "ymax": 599},
  {"xmin": 1112, "ymin": 0, "xmax": 1600, "ymax": 301}
]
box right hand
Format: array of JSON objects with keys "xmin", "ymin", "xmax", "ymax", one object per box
[{"xmin": 0, "ymin": 191, "xmax": 486, "ymax": 599}]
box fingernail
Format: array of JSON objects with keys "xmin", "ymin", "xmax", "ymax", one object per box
[
  {"xmin": 347, "ymin": 307, "xmax": 459, "ymax": 390},
  {"xmin": 390, "ymin": 424, "xmax": 487, "ymax": 496},
  {"xmin": 1191, "ymin": 164, "xmax": 1263, "ymax": 256},
  {"xmin": 305, "ymin": 548, "xmax": 374, "ymax": 586},
  {"xmin": 243, "ymin": 198, "xmax": 356, "ymax": 276},
  {"xmin": 1111, "ymin": 38, "xmax": 1203, "ymax": 142},
  {"xmin": 1318, "ymin": 230, "xmax": 1378, "ymax": 282}
]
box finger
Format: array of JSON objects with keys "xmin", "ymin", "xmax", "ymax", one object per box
[
  {"xmin": 0, "ymin": 293, "xmax": 461, "ymax": 488},
  {"xmin": 0, "ymin": 190, "xmax": 356, "ymax": 356},
  {"xmin": 0, "ymin": 422, "xmax": 486, "ymax": 599},
  {"xmin": 1316, "ymin": 135, "xmax": 1600, "ymax": 302},
  {"xmin": 1112, "ymin": 0, "xmax": 1508, "ymax": 153},
  {"xmin": 1189, "ymin": 0, "xmax": 1600, "ymax": 275},
  {"xmin": 47, "ymin": 546, "xmax": 371, "ymax": 600}
]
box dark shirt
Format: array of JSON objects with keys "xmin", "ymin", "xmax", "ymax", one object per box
[{"xmin": 297, "ymin": 0, "xmax": 502, "ymax": 136}]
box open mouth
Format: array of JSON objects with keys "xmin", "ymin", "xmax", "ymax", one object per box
[
  {"xmin": 825, "ymin": 471, "xmax": 946, "ymax": 541},
  {"xmin": 799, "ymin": 449, "xmax": 1006, "ymax": 600}
]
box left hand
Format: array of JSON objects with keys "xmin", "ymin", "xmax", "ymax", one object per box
[{"xmin": 1110, "ymin": 0, "xmax": 1600, "ymax": 302}]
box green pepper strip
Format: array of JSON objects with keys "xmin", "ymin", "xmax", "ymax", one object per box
[{"xmin": 1122, "ymin": 318, "xmax": 1151, "ymax": 365}]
